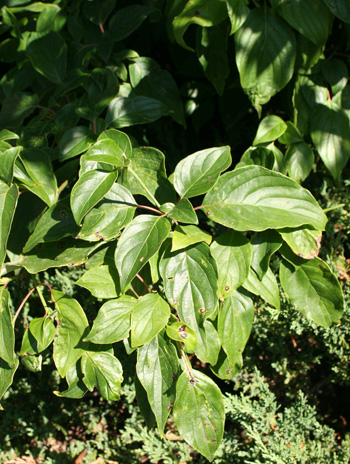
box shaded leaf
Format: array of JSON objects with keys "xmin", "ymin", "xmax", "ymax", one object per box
[
  {"xmin": 279, "ymin": 227, "xmax": 321, "ymax": 259},
  {"xmin": 172, "ymin": 224, "xmax": 211, "ymax": 252},
  {"xmin": 243, "ymin": 267, "xmax": 280, "ymax": 310},
  {"xmin": 0, "ymin": 287, "xmax": 15, "ymax": 366},
  {"xmin": 285, "ymin": 142, "xmax": 314, "ymax": 182},
  {"xmin": 0, "ymin": 357, "xmax": 19, "ymax": 409},
  {"xmin": 0, "ymin": 146, "xmax": 21, "ymax": 185},
  {"xmin": 59, "ymin": 126, "xmax": 95, "ymax": 161},
  {"xmin": 250, "ymin": 230, "xmax": 282, "ymax": 280},
  {"xmin": 109, "ymin": 4, "xmax": 156, "ymax": 41},
  {"xmin": 0, "ymin": 182, "xmax": 18, "ymax": 267},
  {"xmin": 167, "ymin": 198, "xmax": 198, "ymax": 225},
  {"xmin": 54, "ymin": 360, "xmax": 87, "ymax": 399}
]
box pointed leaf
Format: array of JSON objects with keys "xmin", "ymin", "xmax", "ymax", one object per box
[
  {"xmin": 76, "ymin": 264, "xmax": 120, "ymax": 299},
  {"xmin": 85, "ymin": 296, "xmax": 136, "ymax": 344},
  {"xmin": 0, "ymin": 357, "xmax": 19, "ymax": 409},
  {"xmin": 253, "ymin": 115, "xmax": 287, "ymax": 145},
  {"xmin": 0, "ymin": 287, "xmax": 15, "ymax": 366},
  {"xmin": 203, "ymin": 166, "xmax": 327, "ymax": 231},
  {"xmin": 250, "ymin": 230, "xmax": 282, "ymax": 280},
  {"xmin": 211, "ymin": 230, "xmax": 252, "ymax": 299},
  {"xmin": 59, "ymin": 126, "xmax": 95, "ymax": 161},
  {"xmin": 279, "ymin": 227, "xmax": 321, "ymax": 260},
  {"xmin": 172, "ymin": 225, "xmax": 211, "ymax": 252},
  {"xmin": 131, "ymin": 293, "xmax": 171, "ymax": 347},
  {"xmin": 109, "ymin": 4, "xmax": 156, "ymax": 41},
  {"xmin": 83, "ymin": 138, "xmax": 125, "ymax": 167},
  {"xmin": 53, "ymin": 290, "xmax": 89, "ymax": 377},
  {"xmin": 174, "ymin": 146, "xmax": 231, "ymax": 198},
  {"xmin": 115, "ymin": 215, "xmax": 171, "ymax": 292},
  {"xmin": 106, "ymin": 96, "xmax": 168, "ymax": 128},
  {"xmin": 243, "ymin": 267, "xmax": 280, "ymax": 309},
  {"xmin": 0, "ymin": 182, "xmax": 18, "ymax": 267},
  {"xmin": 285, "ymin": 142, "xmax": 314, "ymax": 183},
  {"xmin": 81, "ymin": 350, "xmax": 123, "ymax": 400},
  {"xmin": 218, "ymin": 290, "xmax": 254, "ymax": 366},
  {"xmin": 226, "ymin": 0, "xmax": 249, "ymax": 34},
  {"xmin": 167, "ymin": 198, "xmax": 198, "ymax": 225},
  {"xmin": 29, "ymin": 317, "xmax": 56, "ymax": 353},
  {"xmin": 173, "ymin": 370, "xmax": 225, "ymax": 461},
  {"xmin": 136, "ymin": 332, "xmax": 179, "ymax": 434},
  {"xmin": 71, "ymin": 169, "xmax": 118, "ymax": 225},
  {"xmin": 98, "ymin": 128, "xmax": 132, "ymax": 159},
  {"xmin": 280, "ymin": 254, "xmax": 344, "ymax": 327},
  {"xmin": 54, "ymin": 360, "xmax": 87, "ymax": 399},
  {"xmin": 0, "ymin": 147, "xmax": 21, "ymax": 185},
  {"xmin": 235, "ymin": 7, "xmax": 296, "ymax": 106}
]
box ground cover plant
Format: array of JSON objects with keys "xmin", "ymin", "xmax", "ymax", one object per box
[{"xmin": 0, "ymin": 0, "xmax": 350, "ymax": 461}]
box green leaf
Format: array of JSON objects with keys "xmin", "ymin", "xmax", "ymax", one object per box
[
  {"xmin": 250, "ymin": 230, "xmax": 282, "ymax": 281},
  {"xmin": 218, "ymin": 289, "xmax": 254, "ymax": 366},
  {"xmin": 211, "ymin": 349, "xmax": 242, "ymax": 380},
  {"xmin": 280, "ymin": 253, "xmax": 344, "ymax": 327},
  {"xmin": 237, "ymin": 146, "xmax": 276, "ymax": 170},
  {"xmin": 15, "ymin": 149, "xmax": 57, "ymax": 206},
  {"xmin": 278, "ymin": 121, "xmax": 303, "ymax": 145},
  {"xmin": 36, "ymin": 4, "xmax": 66, "ymax": 33},
  {"xmin": 76, "ymin": 264, "xmax": 121, "ymax": 299},
  {"xmin": 135, "ymin": 375, "xmax": 155, "ymax": 429},
  {"xmin": 0, "ymin": 130, "xmax": 19, "ymax": 142},
  {"xmin": 285, "ymin": 142, "xmax": 314, "ymax": 183},
  {"xmin": 172, "ymin": 225, "xmax": 211, "ymax": 252},
  {"xmin": 323, "ymin": 0, "xmax": 350, "ymax": 22},
  {"xmin": 167, "ymin": 198, "xmax": 198, "ymax": 225},
  {"xmin": 23, "ymin": 196, "xmax": 79, "ymax": 253},
  {"xmin": 0, "ymin": 287, "xmax": 15, "ymax": 366},
  {"xmin": 29, "ymin": 317, "xmax": 56, "ymax": 353},
  {"xmin": 83, "ymin": 138, "xmax": 125, "ymax": 168},
  {"xmin": 136, "ymin": 332, "xmax": 179, "ymax": 434},
  {"xmin": 115, "ymin": 215, "xmax": 171, "ymax": 292},
  {"xmin": 85, "ymin": 296, "xmax": 137, "ymax": 344},
  {"xmin": 203, "ymin": 166, "xmax": 327, "ymax": 231},
  {"xmin": 277, "ymin": 0, "xmax": 332, "ymax": 46},
  {"xmin": 253, "ymin": 115, "xmax": 287, "ymax": 145},
  {"xmin": 235, "ymin": 7, "xmax": 296, "ymax": 106},
  {"xmin": 98, "ymin": 129, "xmax": 132, "ymax": 160},
  {"xmin": 0, "ymin": 93, "xmax": 39, "ymax": 130},
  {"xmin": 0, "ymin": 357, "xmax": 19, "ymax": 409},
  {"xmin": 70, "ymin": 169, "xmax": 118, "ymax": 226},
  {"xmin": 20, "ymin": 238, "xmax": 98, "ymax": 273},
  {"xmin": 166, "ymin": 322, "xmax": 198, "ymax": 353},
  {"xmin": 81, "ymin": 350, "xmax": 123, "ymax": 400},
  {"xmin": 109, "ymin": 4, "xmax": 156, "ymax": 41},
  {"xmin": 173, "ymin": 0, "xmax": 227, "ymax": 51},
  {"xmin": 52, "ymin": 290, "xmax": 89, "ymax": 377},
  {"xmin": 310, "ymin": 104, "xmax": 350, "ymax": 180},
  {"xmin": 131, "ymin": 293, "xmax": 171, "ymax": 347},
  {"xmin": 129, "ymin": 57, "xmax": 186, "ymax": 126},
  {"xmin": 106, "ymin": 96, "xmax": 168, "ymax": 129},
  {"xmin": 119, "ymin": 147, "xmax": 176, "ymax": 207},
  {"xmin": 173, "ymin": 370, "xmax": 225, "ymax": 461},
  {"xmin": 26, "ymin": 31, "xmax": 67, "ymax": 84},
  {"xmin": 0, "ymin": 182, "xmax": 18, "ymax": 267},
  {"xmin": 211, "ymin": 230, "xmax": 252, "ymax": 299},
  {"xmin": 243, "ymin": 266, "xmax": 280, "ymax": 310},
  {"xmin": 226, "ymin": 0, "xmax": 249, "ymax": 34},
  {"xmin": 54, "ymin": 360, "xmax": 87, "ymax": 399},
  {"xmin": 0, "ymin": 147, "xmax": 21, "ymax": 185},
  {"xmin": 78, "ymin": 183, "xmax": 135, "ymax": 242},
  {"xmin": 59, "ymin": 126, "xmax": 95, "ymax": 161},
  {"xmin": 174, "ymin": 146, "xmax": 231, "ymax": 198},
  {"xmin": 21, "ymin": 354, "xmax": 42, "ymax": 372},
  {"xmin": 279, "ymin": 227, "xmax": 321, "ymax": 260}
]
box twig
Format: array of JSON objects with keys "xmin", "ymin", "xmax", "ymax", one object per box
[{"xmin": 136, "ymin": 274, "xmax": 151, "ymax": 293}]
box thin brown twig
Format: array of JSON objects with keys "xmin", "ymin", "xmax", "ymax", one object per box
[{"xmin": 136, "ymin": 274, "xmax": 151, "ymax": 293}]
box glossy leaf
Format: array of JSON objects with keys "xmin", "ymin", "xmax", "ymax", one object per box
[
  {"xmin": 54, "ymin": 360, "xmax": 87, "ymax": 399},
  {"xmin": 106, "ymin": 96, "xmax": 168, "ymax": 129},
  {"xmin": 172, "ymin": 225, "xmax": 211, "ymax": 252},
  {"xmin": 131, "ymin": 293, "xmax": 170, "ymax": 347},
  {"xmin": 250, "ymin": 230, "xmax": 282, "ymax": 280},
  {"xmin": 0, "ymin": 147, "xmax": 21, "ymax": 185},
  {"xmin": 173, "ymin": 370, "xmax": 225, "ymax": 461},
  {"xmin": 278, "ymin": 121, "xmax": 303, "ymax": 145},
  {"xmin": 78, "ymin": 183, "xmax": 135, "ymax": 242},
  {"xmin": 81, "ymin": 350, "xmax": 123, "ymax": 400},
  {"xmin": 279, "ymin": 227, "xmax": 321, "ymax": 260},
  {"xmin": 323, "ymin": 0, "xmax": 350, "ymax": 22},
  {"xmin": 277, "ymin": 0, "xmax": 332, "ymax": 46},
  {"xmin": 29, "ymin": 317, "xmax": 56, "ymax": 353},
  {"xmin": 15, "ymin": 149, "xmax": 57, "ymax": 206},
  {"xmin": 98, "ymin": 129, "xmax": 132, "ymax": 160},
  {"xmin": 235, "ymin": 7, "xmax": 296, "ymax": 106},
  {"xmin": 23, "ymin": 196, "xmax": 79, "ymax": 252},
  {"xmin": 166, "ymin": 322, "xmax": 198, "ymax": 353},
  {"xmin": 75, "ymin": 264, "xmax": 120, "ymax": 299},
  {"xmin": 167, "ymin": 198, "xmax": 198, "ymax": 225},
  {"xmin": 109, "ymin": 4, "xmax": 156, "ymax": 41},
  {"xmin": 0, "ymin": 182, "xmax": 18, "ymax": 267},
  {"xmin": 83, "ymin": 138, "xmax": 125, "ymax": 167},
  {"xmin": 226, "ymin": 0, "xmax": 249, "ymax": 34},
  {"xmin": 52, "ymin": 290, "xmax": 89, "ymax": 377},
  {"xmin": 174, "ymin": 146, "xmax": 231, "ymax": 198},
  {"xmin": 115, "ymin": 215, "xmax": 171, "ymax": 292},
  {"xmin": 59, "ymin": 126, "xmax": 95, "ymax": 161},
  {"xmin": 70, "ymin": 169, "xmax": 118, "ymax": 226},
  {"xmin": 203, "ymin": 166, "xmax": 327, "ymax": 231},
  {"xmin": 26, "ymin": 31, "xmax": 67, "ymax": 84},
  {"xmin": 211, "ymin": 230, "xmax": 252, "ymax": 299},
  {"xmin": 237, "ymin": 146, "xmax": 276, "ymax": 170},
  {"xmin": 0, "ymin": 130, "xmax": 19, "ymax": 142},
  {"xmin": 136, "ymin": 332, "xmax": 179, "ymax": 434},
  {"xmin": 285, "ymin": 142, "xmax": 314, "ymax": 183},
  {"xmin": 253, "ymin": 115, "xmax": 287, "ymax": 145},
  {"xmin": 0, "ymin": 287, "xmax": 15, "ymax": 366},
  {"xmin": 0, "ymin": 357, "xmax": 19, "ymax": 409},
  {"xmin": 218, "ymin": 289, "xmax": 254, "ymax": 365},
  {"xmin": 243, "ymin": 267, "xmax": 280, "ymax": 310},
  {"xmin": 310, "ymin": 104, "xmax": 350, "ymax": 180},
  {"xmin": 280, "ymin": 254, "xmax": 344, "ymax": 327},
  {"xmin": 119, "ymin": 147, "xmax": 176, "ymax": 206},
  {"xmin": 85, "ymin": 296, "xmax": 137, "ymax": 344}
]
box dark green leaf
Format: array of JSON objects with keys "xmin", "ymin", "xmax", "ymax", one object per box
[
  {"xmin": 323, "ymin": 0, "xmax": 350, "ymax": 22},
  {"xmin": 59, "ymin": 127, "xmax": 95, "ymax": 161},
  {"xmin": 226, "ymin": 0, "xmax": 250, "ymax": 34},
  {"xmin": 76, "ymin": 264, "xmax": 121, "ymax": 299},
  {"xmin": 54, "ymin": 360, "xmax": 87, "ymax": 399},
  {"xmin": 173, "ymin": 370, "xmax": 225, "ymax": 461},
  {"xmin": 29, "ymin": 317, "xmax": 56, "ymax": 353},
  {"xmin": 98, "ymin": 129, "xmax": 132, "ymax": 160},
  {"xmin": 106, "ymin": 96, "xmax": 168, "ymax": 128},
  {"xmin": 115, "ymin": 215, "xmax": 171, "ymax": 292},
  {"xmin": 0, "ymin": 287, "xmax": 15, "ymax": 366},
  {"xmin": 0, "ymin": 357, "xmax": 19, "ymax": 409},
  {"xmin": 83, "ymin": 139, "xmax": 125, "ymax": 167},
  {"xmin": 203, "ymin": 166, "xmax": 327, "ymax": 231},
  {"xmin": 136, "ymin": 332, "xmax": 179, "ymax": 434},
  {"xmin": 0, "ymin": 93, "xmax": 39, "ymax": 130},
  {"xmin": 131, "ymin": 293, "xmax": 171, "ymax": 347},
  {"xmin": 109, "ymin": 5, "xmax": 156, "ymax": 41},
  {"xmin": 278, "ymin": 121, "xmax": 303, "ymax": 145},
  {"xmin": 0, "ymin": 147, "xmax": 21, "ymax": 185},
  {"xmin": 0, "ymin": 182, "xmax": 18, "ymax": 267},
  {"xmin": 85, "ymin": 296, "xmax": 137, "ymax": 344},
  {"xmin": 211, "ymin": 349, "xmax": 242, "ymax": 380}
]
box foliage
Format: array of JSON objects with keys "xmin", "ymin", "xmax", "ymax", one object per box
[{"xmin": 0, "ymin": 0, "xmax": 350, "ymax": 460}]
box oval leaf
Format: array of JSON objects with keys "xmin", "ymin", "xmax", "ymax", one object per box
[
  {"xmin": 75, "ymin": 264, "xmax": 120, "ymax": 299},
  {"xmin": 253, "ymin": 115, "xmax": 287, "ymax": 145}
]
